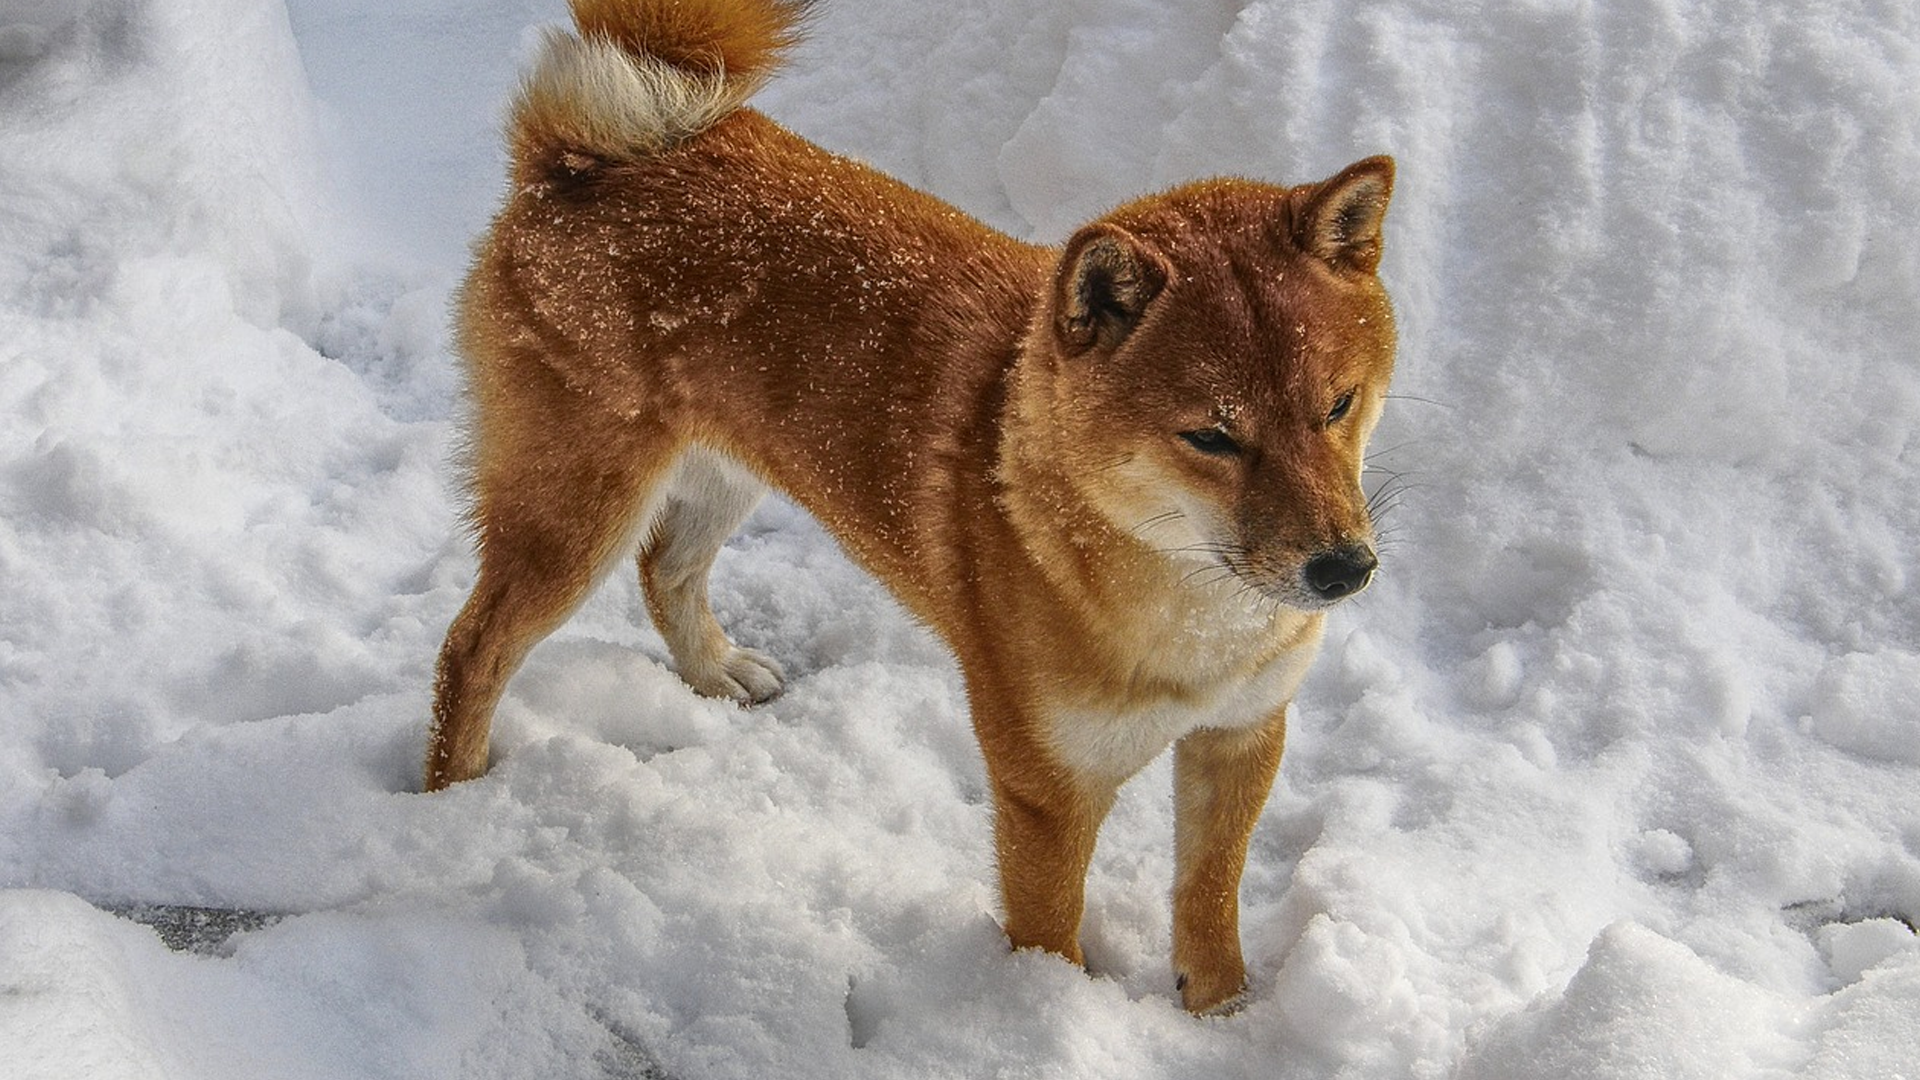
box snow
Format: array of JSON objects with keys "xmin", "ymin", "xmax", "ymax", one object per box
[{"xmin": 2, "ymin": 0, "xmax": 1917, "ymax": 1076}]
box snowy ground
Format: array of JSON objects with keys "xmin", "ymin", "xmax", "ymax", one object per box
[{"xmin": 3, "ymin": 0, "xmax": 1918, "ymax": 1076}]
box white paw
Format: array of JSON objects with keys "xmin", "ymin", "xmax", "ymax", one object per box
[{"xmin": 684, "ymin": 646, "xmax": 785, "ymax": 705}]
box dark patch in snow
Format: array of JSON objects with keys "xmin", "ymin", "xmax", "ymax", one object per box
[
  {"xmin": 590, "ymin": 1008, "xmax": 676, "ymax": 1080},
  {"xmin": 105, "ymin": 902, "xmax": 284, "ymax": 956}
]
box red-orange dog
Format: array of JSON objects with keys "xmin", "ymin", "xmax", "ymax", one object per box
[{"xmin": 428, "ymin": 0, "xmax": 1397, "ymax": 1014}]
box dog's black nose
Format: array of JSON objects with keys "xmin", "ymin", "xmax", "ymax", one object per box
[{"xmin": 1304, "ymin": 545, "xmax": 1377, "ymax": 601}]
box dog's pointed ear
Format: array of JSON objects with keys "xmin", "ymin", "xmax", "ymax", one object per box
[
  {"xmin": 1298, "ymin": 156, "xmax": 1394, "ymax": 273},
  {"xmin": 1054, "ymin": 223, "xmax": 1170, "ymax": 353}
]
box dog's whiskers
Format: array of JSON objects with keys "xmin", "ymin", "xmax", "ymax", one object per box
[
  {"xmin": 1361, "ymin": 438, "xmax": 1423, "ymax": 461},
  {"xmin": 1383, "ymin": 392, "xmax": 1454, "ymax": 410},
  {"xmin": 1130, "ymin": 509, "xmax": 1186, "ymax": 537},
  {"xmin": 1364, "ymin": 469, "xmax": 1426, "ymax": 526},
  {"xmin": 1175, "ymin": 544, "xmax": 1248, "ymax": 591}
]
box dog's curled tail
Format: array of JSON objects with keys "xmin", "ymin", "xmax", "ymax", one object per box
[{"xmin": 510, "ymin": 0, "xmax": 810, "ymax": 181}]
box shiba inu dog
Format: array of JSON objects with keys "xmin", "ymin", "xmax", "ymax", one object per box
[{"xmin": 426, "ymin": 0, "xmax": 1397, "ymax": 1015}]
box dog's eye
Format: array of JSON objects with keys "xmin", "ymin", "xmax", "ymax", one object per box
[
  {"xmin": 1179, "ymin": 428, "xmax": 1241, "ymax": 456},
  {"xmin": 1327, "ymin": 391, "xmax": 1356, "ymax": 425}
]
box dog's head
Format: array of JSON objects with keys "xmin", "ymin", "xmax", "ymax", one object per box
[{"xmin": 1033, "ymin": 157, "xmax": 1397, "ymax": 611}]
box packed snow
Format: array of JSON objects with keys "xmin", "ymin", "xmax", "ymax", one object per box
[{"xmin": 3, "ymin": 0, "xmax": 1917, "ymax": 1076}]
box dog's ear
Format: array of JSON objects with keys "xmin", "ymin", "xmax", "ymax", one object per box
[
  {"xmin": 1054, "ymin": 223, "xmax": 1170, "ymax": 353},
  {"xmin": 1298, "ymin": 156, "xmax": 1394, "ymax": 273}
]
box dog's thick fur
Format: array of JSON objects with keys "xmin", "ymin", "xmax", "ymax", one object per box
[{"xmin": 428, "ymin": 0, "xmax": 1397, "ymax": 1015}]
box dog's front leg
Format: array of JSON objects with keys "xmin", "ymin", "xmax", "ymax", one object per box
[
  {"xmin": 977, "ymin": 705, "xmax": 1120, "ymax": 967},
  {"xmin": 1170, "ymin": 709, "xmax": 1288, "ymax": 1014}
]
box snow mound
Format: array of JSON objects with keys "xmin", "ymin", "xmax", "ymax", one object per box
[{"xmin": 1808, "ymin": 649, "xmax": 1920, "ymax": 765}]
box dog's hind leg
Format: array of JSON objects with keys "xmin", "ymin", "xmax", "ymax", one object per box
[
  {"xmin": 638, "ymin": 448, "xmax": 785, "ymax": 704},
  {"xmin": 425, "ymin": 370, "xmax": 678, "ymax": 790}
]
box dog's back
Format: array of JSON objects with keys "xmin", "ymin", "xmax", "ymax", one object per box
[{"xmin": 462, "ymin": 0, "xmax": 1043, "ymax": 619}]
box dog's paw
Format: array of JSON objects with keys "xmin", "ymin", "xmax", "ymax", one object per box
[
  {"xmin": 1176, "ymin": 971, "xmax": 1250, "ymax": 1017},
  {"xmin": 684, "ymin": 646, "xmax": 785, "ymax": 705}
]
